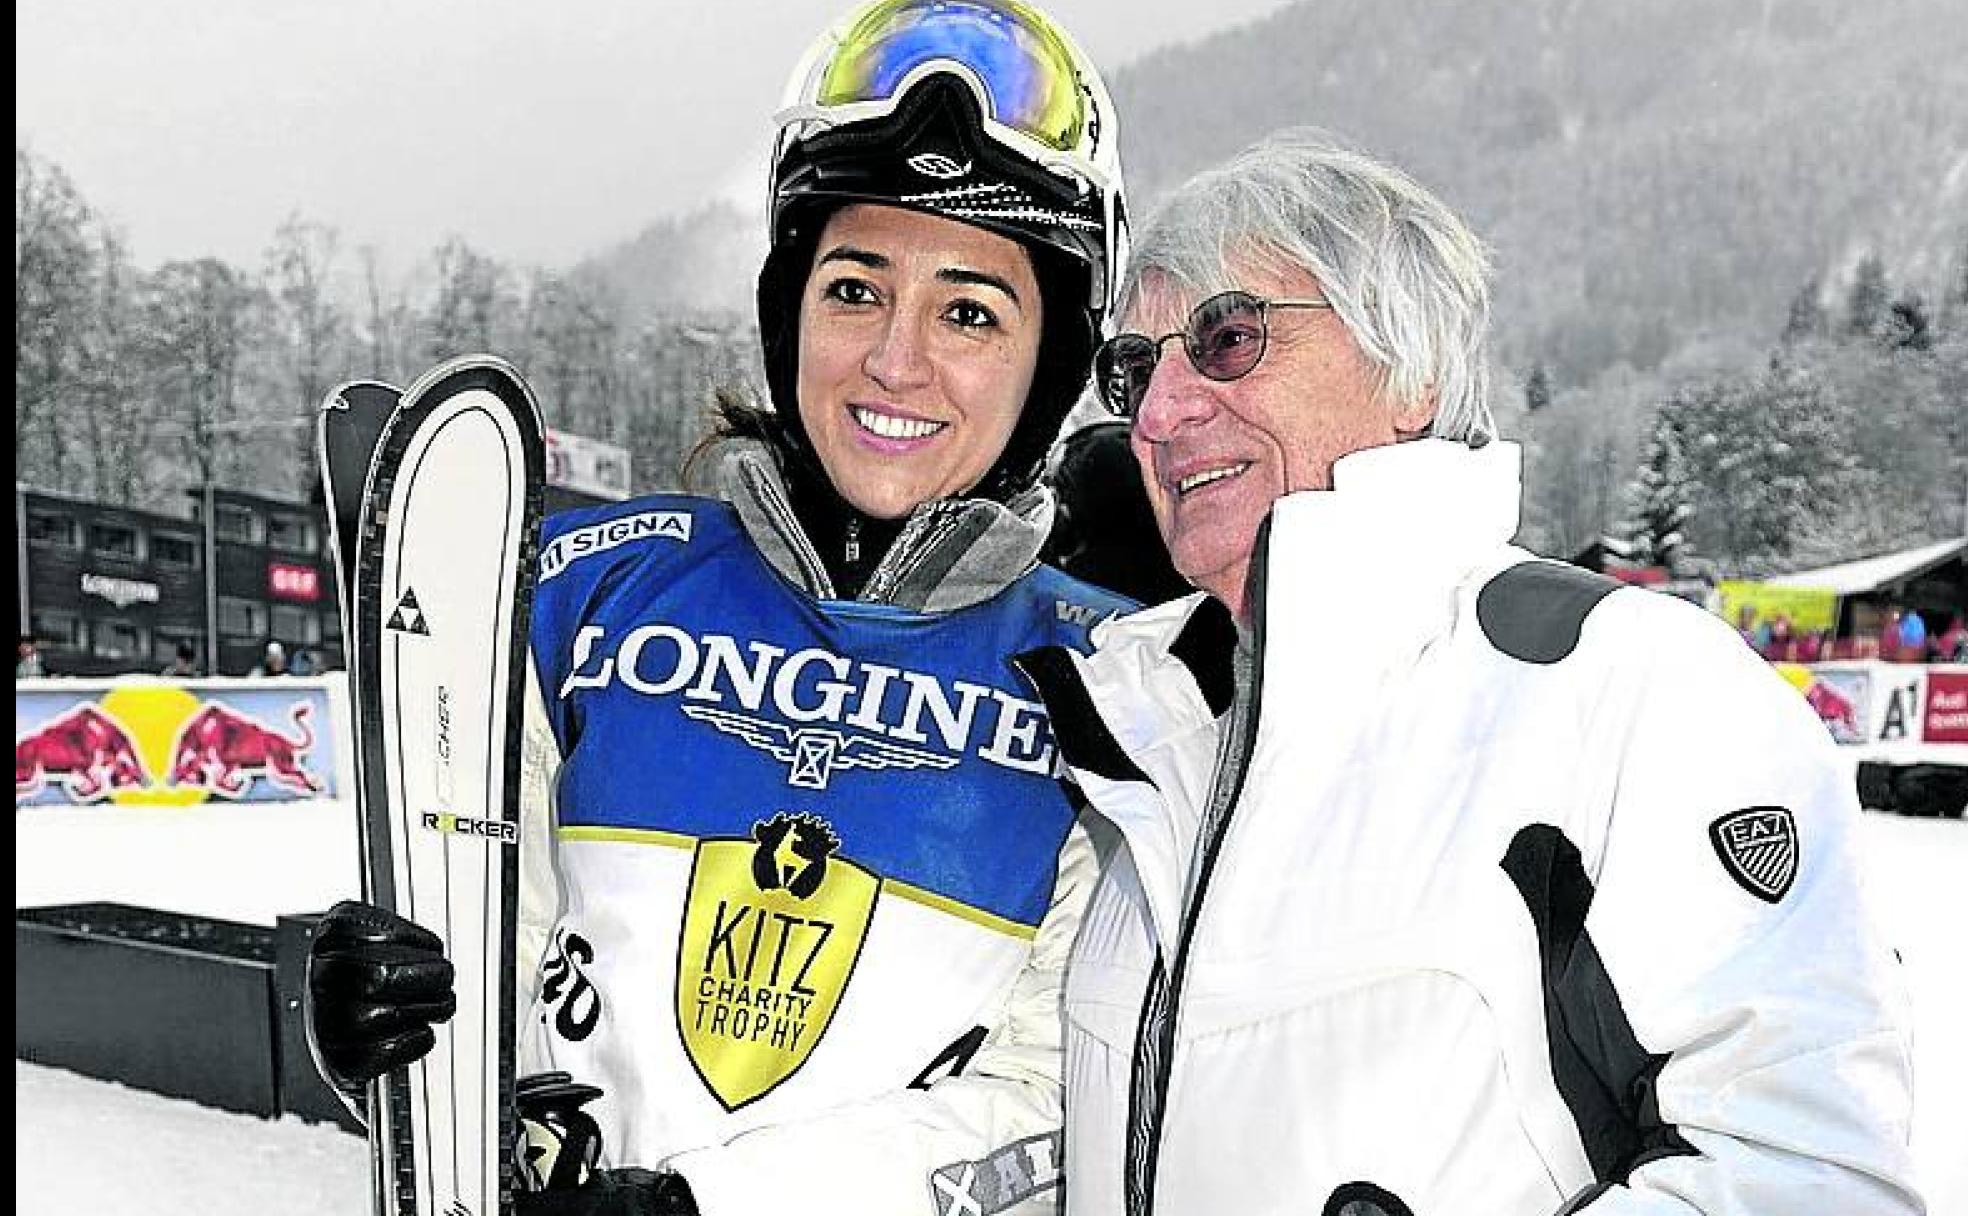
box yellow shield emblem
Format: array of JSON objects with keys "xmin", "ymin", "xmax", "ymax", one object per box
[{"xmin": 676, "ymin": 814, "xmax": 880, "ymax": 1110}]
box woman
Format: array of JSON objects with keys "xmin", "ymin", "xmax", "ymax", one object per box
[{"xmin": 306, "ymin": 3, "xmax": 1131, "ymax": 1213}]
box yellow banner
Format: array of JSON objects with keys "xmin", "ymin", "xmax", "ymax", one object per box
[{"xmin": 1715, "ymin": 581, "xmax": 1839, "ymax": 635}]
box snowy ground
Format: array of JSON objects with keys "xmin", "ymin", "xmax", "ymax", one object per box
[{"xmin": 14, "ymin": 802, "xmax": 1968, "ymax": 1214}]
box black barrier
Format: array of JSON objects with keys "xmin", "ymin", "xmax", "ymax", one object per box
[
  {"xmin": 15, "ymin": 902, "xmax": 363, "ymax": 1131},
  {"xmin": 16, "ymin": 903, "xmax": 281, "ymax": 1116}
]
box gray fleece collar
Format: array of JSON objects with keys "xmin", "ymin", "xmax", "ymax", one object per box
[{"xmin": 697, "ymin": 436, "xmax": 1055, "ymax": 613}]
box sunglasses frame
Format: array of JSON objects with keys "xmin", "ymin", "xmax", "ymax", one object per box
[{"xmin": 1095, "ymin": 290, "xmax": 1331, "ymax": 419}]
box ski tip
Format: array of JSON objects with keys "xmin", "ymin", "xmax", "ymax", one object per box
[{"xmin": 321, "ymin": 379, "xmax": 406, "ymax": 417}]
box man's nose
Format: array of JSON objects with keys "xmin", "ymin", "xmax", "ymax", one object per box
[{"xmin": 1130, "ymin": 348, "xmax": 1217, "ymax": 443}]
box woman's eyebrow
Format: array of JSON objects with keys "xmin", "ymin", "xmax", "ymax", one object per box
[
  {"xmin": 939, "ymin": 267, "xmax": 1020, "ymax": 304},
  {"xmin": 818, "ymin": 245, "xmax": 887, "ymax": 270}
]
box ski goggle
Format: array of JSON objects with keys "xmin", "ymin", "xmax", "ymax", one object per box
[
  {"xmin": 1094, "ymin": 291, "xmax": 1333, "ymax": 419},
  {"xmin": 776, "ymin": 0, "xmax": 1107, "ymax": 179}
]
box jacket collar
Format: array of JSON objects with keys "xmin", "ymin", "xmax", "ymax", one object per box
[
  {"xmin": 697, "ymin": 434, "xmax": 1057, "ymax": 612},
  {"xmin": 1259, "ymin": 437, "xmax": 1522, "ymax": 681}
]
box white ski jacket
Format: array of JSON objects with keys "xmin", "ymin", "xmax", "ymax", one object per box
[{"xmin": 1020, "ymin": 439, "xmax": 1921, "ymax": 1216}]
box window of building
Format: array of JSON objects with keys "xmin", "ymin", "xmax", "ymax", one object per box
[
  {"xmin": 90, "ymin": 522, "xmax": 142, "ymax": 560},
  {"xmin": 270, "ymin": 604, "xmax": 323, "ymax": 646},
  {"xmin": 27, "ymin": 510, "xmax": 81, "ymax": 549},
  {"xmin": 214, "ymin": 503, "xmax": 263, "ymax": 545},
  {"xmin": 92, "ymin": 620, "xmax": 146, "ymax": 662},
  {"xmin": 153, "ymin": 629, "xmax": 205, "ymax": 669},
  {"xmin": 30, "ymin": 610, "xmax": 87, "ymax": 653},
  {"xmin": 218, "ymin": 596, "xmax": 268, "ymax": 640},
  {"xmin": 266, "ymin": 513, "xmax": 318, "ymax": 555},
  {"xmin": 151, "ymin": 532, "xmax": 201, "ymax": 568}
]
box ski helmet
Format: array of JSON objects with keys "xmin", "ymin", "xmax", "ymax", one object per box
[{"xmin": 758, "ymin": 0, "xmax": 1128, "ymax": 501}]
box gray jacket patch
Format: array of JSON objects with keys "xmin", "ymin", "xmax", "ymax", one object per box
[{"xmin": 1476, "ymin": 561, "xmax": 1619, "ymax": 664}]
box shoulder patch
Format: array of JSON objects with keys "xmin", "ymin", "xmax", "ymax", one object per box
[
  {"xmin": 1475, "ymin": 561, "xmax": 1618, "ymax": 664},
  {"xmin": 1708, "ymin": 806, "xmax": 1798, "ymax": 903}
]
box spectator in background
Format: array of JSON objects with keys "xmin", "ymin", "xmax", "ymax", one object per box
[
  {"xmin": 1766, "ymin": 612, "xmax": 1794, "ymax": 660},
  {"xmin": 1898, "ymin": 608, "xmax": 1927, "ymax": 660},
  {"xmin": 250, "ymin": 640, "xmax": 288, "ymax": 677},
  {"xmin": 288, "ymin": 647, "xmax": 316, "ymax": 676},
  {"xmin": 160, "ymin": 642, "xmax": 200, "ymax": 678},
  {"xmin": 1880, "ymin": 609, "xmax": 1903, "ymax": 662},
  {"xmin": 1734, "ymin": 603, "xmax": 1759, "ymax": 649},
  {"xmin": 1795, "ymin": 626, "xmax": 1824, "ymax": 663},
  {"xmin": 1939, "ymin": 614, "xmax": 1968, "ymax": 662},
  {"xmin": 1043, "ymin": 419, "xmax": 1191, "ymax": 606},
  {"xmin": 17, "ymin": 634, "xmax": 47, "ymax": 678}
]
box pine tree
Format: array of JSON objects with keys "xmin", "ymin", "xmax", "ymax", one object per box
[
  {"xmin": 1612, "ymin": 406, "xmax": 1697, "ymax": 574},
  {"xmin": 1846, "ymin": 253, "xmax": 1891, "ymax": 340},
  {"xmin": 1779, "ymin": 275, "xmax": 1829, "ymax": 345},
  {"xmin": 1524, "ymin": 363, "xmax": 1553, "ymax": 413}
]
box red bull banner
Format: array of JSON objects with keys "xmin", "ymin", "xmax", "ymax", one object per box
[{"xmin": 15, "ymin": 677, "xmax": 349, "ymax": 807}]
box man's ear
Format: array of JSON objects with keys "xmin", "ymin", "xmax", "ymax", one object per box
[{"xmin": 1393, "ymin": 387, "xmax": 1438, "ymax": 438}]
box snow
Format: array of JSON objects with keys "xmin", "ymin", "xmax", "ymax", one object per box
[{"xmin": 13, "ymin": 803, "xmax": 1968, "ymax": 1214}]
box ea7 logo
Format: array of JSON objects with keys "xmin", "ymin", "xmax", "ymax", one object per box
[
  {"xmin": 1708, "ymin": 805, "xmax": 1797, "ymax": 903},
  {"xmin": 907, "ymin": 152, "xmax": 971, "ymax": 179}
]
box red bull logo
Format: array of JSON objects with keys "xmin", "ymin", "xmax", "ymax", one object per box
[
  {"xmin": 1804, "ymin": 679, "xmax": 1864, "ymax": 744},
  {"xmin": 16, "ymin": 685, "xmax": 336, "ymax": 806},
  {"xmin": 169, "ymin": 702, "xmax": 324, "ymax": 797},
  {"xmin": 14, "ymin": 705, "xmax": 149, "ymax": 802}
]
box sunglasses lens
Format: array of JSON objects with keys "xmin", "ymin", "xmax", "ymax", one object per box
[
  {"xmin": 1095, "ymin": 335, "xmax": 1158, "ymax": 416},
  {"xmin": 1189, "ymin": 292, "xmax": 1266, "ymax": 381}
]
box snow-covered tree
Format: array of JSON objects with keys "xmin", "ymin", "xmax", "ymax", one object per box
[
  {"xmin": 1846, "ymin": 253, "xmax": 1892, "ymax": 341},
  {"xmin": 1611, "ymin": 407, "xmax": 1696, "ymax": 573}
]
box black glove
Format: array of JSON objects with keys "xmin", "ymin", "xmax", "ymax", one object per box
[
  {"xmin": 514, "ymin": 1168, "xmax": 698, "ymax": 1216},
  {"xmin": 305, "ymin": 899, "xmax": 456, "ymax": 1096}
]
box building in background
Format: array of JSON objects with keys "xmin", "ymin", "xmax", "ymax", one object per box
[
  {"xmin": 19, "ymin": 485, "xmax": 335, "ymax": 677},
  {"xmin": 17, "ymin": 427, "xmax": 630, "ymax": 677}
]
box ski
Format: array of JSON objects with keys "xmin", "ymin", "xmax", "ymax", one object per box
[
  {"xmin": 318, "ymin": 356, "xmax": 547, "ymax": 1216},
  {"xmin": 316, "ymin": 378, "xmax": 405, "ymax": 1209}
]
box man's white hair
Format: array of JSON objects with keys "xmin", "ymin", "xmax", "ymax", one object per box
[{"xmin": 1117, "ymin": 129, "xmax": 1496, "ymax": 444}]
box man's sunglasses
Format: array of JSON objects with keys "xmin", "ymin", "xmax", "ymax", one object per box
[{"xmin": 1093, "ymin": 290, "xmax": 1332, "ymax": 419}]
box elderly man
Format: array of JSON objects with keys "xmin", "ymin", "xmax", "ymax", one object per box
[{"xmin": 1018, "ymin": 133, "xmax": 1920, "ymax": 1215}]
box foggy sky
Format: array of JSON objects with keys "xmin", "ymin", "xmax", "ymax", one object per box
[{"xmin": 16, "ymin": 0, "xmax": 1290, "ymax": 274}]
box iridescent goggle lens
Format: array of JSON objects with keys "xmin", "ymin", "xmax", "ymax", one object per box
[{"xmin": 815, "ymin": 0, "xmax": 1086, "ymax": 152}]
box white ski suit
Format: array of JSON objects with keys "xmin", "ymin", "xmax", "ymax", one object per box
[{"xmin": 1019, "ymin": 439, "xmax": 1920, "ymax": 1216}]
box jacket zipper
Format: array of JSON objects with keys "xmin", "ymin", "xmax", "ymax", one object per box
[
  {"xmin": 1126, "ymin": 523, "xmax": 1272, "ymax": 1216},
  {"xmin": 862, "ymin": 501, "xmax": 964, "ymax": 605}
]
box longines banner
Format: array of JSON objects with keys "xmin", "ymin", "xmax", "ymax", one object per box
[{"xmin": 15, "ymin": 677, "xmax": 350, "ymax": 807}]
